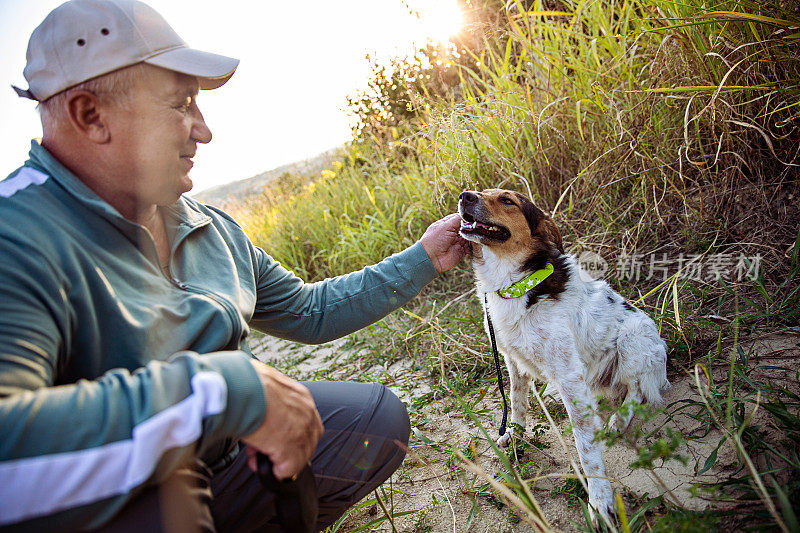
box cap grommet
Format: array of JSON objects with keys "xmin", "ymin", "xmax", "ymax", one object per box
[
  {"xmin": 77, "ymin": 38, "xmax": 86, "ymax": 46},
  {"xmin": 101, "ymin": 28, "xmax": 109, "ymax": 35}
]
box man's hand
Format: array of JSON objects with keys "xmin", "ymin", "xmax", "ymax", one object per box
[
  {"xmin": 420, "ymin": 213, "xmax": 470, "ymax": 274},
  {"xmin": 242, "ymin": 360, "xmax": 324, "ymax": 480}
]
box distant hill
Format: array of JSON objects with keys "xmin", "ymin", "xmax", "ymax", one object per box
[{"xmin": 192, "ymin": 147, "xmax": 344, "ymax": 209}]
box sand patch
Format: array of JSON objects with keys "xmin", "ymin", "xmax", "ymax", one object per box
[{"xmin": 251, "ymin": 330, "xmax": 800, "ymax": 531}]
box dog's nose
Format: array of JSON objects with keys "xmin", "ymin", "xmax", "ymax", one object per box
[{"xmin": 459, "ymin": 191, "xmax": 478, "ymax": 204}]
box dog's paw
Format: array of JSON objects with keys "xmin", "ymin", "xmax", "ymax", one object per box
[
  {"xmin": 496, "ymin": 428, "xmax": 514, "ymax": 448},
  {"xmin": 588, "ymin": 480, "xmax": 615, "ymax": 527},
  {"xmin": 588, "ymin": 499, "xmax": 616, "ymax": 528}
]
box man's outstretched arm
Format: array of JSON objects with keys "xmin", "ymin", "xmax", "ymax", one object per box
[{"xmin": 249, "ymin": 213, "xmax": 469, "ymax": 343}]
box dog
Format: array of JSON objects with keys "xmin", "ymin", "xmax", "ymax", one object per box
[{"xmin": 458, "ymin": 188, "xmax": 669, "ymax": 523}]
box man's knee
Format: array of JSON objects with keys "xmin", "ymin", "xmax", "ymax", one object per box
[
  {"xmin": 312, "ymin": 384, "xmax": 410, "ymax": 529},
  {"xmin": 372, "ymin": 385, "xmax": 410, "ymax": 449}
]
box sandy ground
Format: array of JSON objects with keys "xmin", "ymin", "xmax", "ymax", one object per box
[{"xmin": 251, "ymin": 331, "xmax": 800, "ymax": 532}]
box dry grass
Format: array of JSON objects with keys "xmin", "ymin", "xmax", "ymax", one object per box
[{"xmin": 228, "ymin": 0, "xmax": 800, "ymax": 529}]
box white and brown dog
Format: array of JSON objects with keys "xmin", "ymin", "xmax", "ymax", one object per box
[{"xmin": 458, "ymin": 188, "xmax": 669, "ymax": 522}]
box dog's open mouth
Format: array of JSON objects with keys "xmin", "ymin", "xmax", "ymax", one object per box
[{"xmin": 460, "ymin": 212, "xmax": 510, "ymax": 242}]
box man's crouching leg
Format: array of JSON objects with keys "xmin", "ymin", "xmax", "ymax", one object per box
[
  {"xmin": 304, "ymin": 381, "xmax": 410, "ymax": 529},
  {"xmin": 211, "ymin": 381, "xmax": 410, "ymax": 532}
]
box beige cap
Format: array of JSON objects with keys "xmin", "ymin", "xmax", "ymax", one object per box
[{"xmin": 13, "ymin": 0, "xmax": 239, "ymax": 102}]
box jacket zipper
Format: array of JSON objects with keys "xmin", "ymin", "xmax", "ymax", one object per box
[
  {"xmin": 158, "ymin": 215, "xmax": 244, "ymax": 349},
  {"xmin": 169, "ymin": 275, "xmax": 244, "ymax": 349}
]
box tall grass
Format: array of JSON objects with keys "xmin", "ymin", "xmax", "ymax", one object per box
[
  {"xmin": 232, "ymin": 0, "xmax": 799, "ymax": 372},
  {"xmin": 236, "ymin": 0, "xmax": 798, "ymax": 285},
  {"xmin": 232, "ymin": 0, "xmax": 799, "ymax": 529}
]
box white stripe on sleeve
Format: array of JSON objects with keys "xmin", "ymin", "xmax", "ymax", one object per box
[
  {"xmin": 0, "ymin": 167, "xmax": 49, "ymax": 198},
  {"xmin": 0, "ymin": 371, "xmax": 228, "ymax": 526}
]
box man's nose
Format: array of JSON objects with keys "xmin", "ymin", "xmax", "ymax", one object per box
[
  {"xmin": 459, "ymin": 191, "xmax": 478, "ymax": 204},
  {"xmin": 191, "ymin": 106, "xmax": 212, "ymax": 144}
]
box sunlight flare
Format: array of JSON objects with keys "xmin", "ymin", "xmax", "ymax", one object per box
[{"xmin": 411, "ymin": 0, "xmax": 464, "ymax": 45}]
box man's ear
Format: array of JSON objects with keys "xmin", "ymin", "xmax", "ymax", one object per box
[{"xmin": 65, "ymin": 91, "xmax": 110, "ymax": 144}]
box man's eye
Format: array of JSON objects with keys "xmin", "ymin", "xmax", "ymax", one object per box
[
  {"xmin": 500, "ymin": 197, "xmax": 514, "ymax": 205},
  {"xmin": 175, "ymin": 97, "xmax": 192, "ymax": 111}
]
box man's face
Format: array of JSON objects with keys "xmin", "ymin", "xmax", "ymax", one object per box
[{"xmin": 106, "ymin": 64, "xmax": 212, "ymax": 206}]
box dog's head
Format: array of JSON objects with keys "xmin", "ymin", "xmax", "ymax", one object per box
[{"xmin": 458, "ymin": 189, "xmax": 563, "ymax": 257}]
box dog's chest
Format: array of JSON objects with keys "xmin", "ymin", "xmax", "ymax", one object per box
[
  {"xmin": 475, "ymin": 254, "xmax": 621, "ymax": 373},
  {"xmin": 485, "ymin": 295, "xmax": 564, "ymax": 369},
  {"xmin": 484, "ymin": 289, "xmax": 621, "ymax": 378}
]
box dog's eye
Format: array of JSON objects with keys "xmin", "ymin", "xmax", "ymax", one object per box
[{"xmin": 500, "ymin": 197, "xmax": 515, "ymax": 205}]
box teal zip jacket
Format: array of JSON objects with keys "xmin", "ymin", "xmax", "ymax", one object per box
[{"xmin": 0, "ymin": 141, "xmax": 439, "ymax": 531}]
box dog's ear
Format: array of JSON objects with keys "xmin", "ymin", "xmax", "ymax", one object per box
[
  {"xmin": 537, "ymin": 218, "xmax": 563, "ymax": 254},
  {"xmin": 517, "ymin": 194, "xmax": 543, "ymax": 235},
  {"xmin": 517, "ymin": 193, "xmax": 563, "ymax": 254}
]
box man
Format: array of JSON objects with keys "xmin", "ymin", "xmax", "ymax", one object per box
[{"xmin": 0, "ymin": 1, "xmax": 468, "ymax": 531}]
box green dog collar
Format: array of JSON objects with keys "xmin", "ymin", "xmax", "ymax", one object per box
[{"xmin": 496, "ymin": 263, "xmax": 554, "ymax": 299}]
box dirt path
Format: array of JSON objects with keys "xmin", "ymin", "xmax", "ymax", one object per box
[{"xmin": 251, "ymin": 331, "xmax": 800, "ymax": 532}]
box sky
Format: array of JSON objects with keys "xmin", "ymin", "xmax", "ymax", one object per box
[{"xmin": 0, "ymin": 0, "xmax": 463, "ymax": 192}]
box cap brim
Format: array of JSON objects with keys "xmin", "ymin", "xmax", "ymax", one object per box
[{"xmin": 145, "ymin": 47, "xmax": 239, "ymax": 90}]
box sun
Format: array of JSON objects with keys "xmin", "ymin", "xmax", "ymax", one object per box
[{"xmin": 414, "ymin": 0, "xmax": 465, "ymax": 45}]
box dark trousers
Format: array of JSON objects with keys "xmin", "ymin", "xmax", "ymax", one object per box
[{"xmin": 98, "ymin": 382, "xmax": 410, "ymax": 532}]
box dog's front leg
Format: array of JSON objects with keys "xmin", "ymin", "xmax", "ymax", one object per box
[
  {"xmin": 554, "ymin": 374, "xmax": 614, "ymax": 525},
  {"xmin": 497, "ymin": 357, "xmax": 529, "ymax": 447}
]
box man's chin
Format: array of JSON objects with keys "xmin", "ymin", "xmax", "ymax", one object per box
[
  {"xmin": 178, "ymin": 174, "xmax": 194, "ymax": 195},
  {"xmin": 156, "ymin": 182, "xmax": 192, "ymax": 207}
]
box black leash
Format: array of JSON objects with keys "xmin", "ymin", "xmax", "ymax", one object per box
[{"xmin": 484, "ymin": 294, "xmax": 508, "ymax": 437}]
